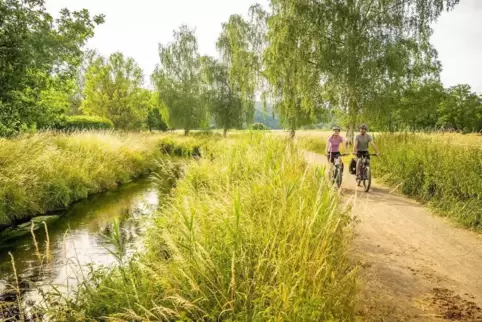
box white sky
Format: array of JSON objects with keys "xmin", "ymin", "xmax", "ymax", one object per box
[{"xmin": 46, "ymin": 0, "xmax": 482, "ymax": 93}]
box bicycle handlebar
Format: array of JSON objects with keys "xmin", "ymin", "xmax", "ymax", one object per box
[
  {"xmin": 326, "ymin": 153, "xmax": 350, "ymax": 156},
  {"xmin": 352, "ymin": 153, "xmax": 379, "ymax": 156}
]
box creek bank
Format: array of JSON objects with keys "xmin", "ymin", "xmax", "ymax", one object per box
[{"xmin": 0, "ymin": 132, "xmax": 203, "ymax": 233}]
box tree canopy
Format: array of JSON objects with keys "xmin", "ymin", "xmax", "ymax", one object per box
[
  {"xmin": 152, "ymin": 25, "xmax": 206, "ymax": 135},
  {"xmin": 81, "ymin": 52, "xmax": 149, "ymax": 130},
  {"xmin": 0, "ymin": 0, "xmax": 104, "ymax": 136},
  {"xmin": 200, "ymin": 56, "xmax": 244, "ymax": 137}
]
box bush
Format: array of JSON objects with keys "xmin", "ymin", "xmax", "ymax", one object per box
[
  {"xmin": 249, "ymin": 122, "xmax": 269, "ymax": 130},
  {"xmin": 373, "ymin": 133, "xmax": 482, "ymax": 229},
  {"xmin": 59, "ymin": 115, "xmax": 114, "ymax": 131},
  {"xmin": 47, "ymin": 134, "xmax": 356, "ymax": 321},
  {"xmin": 158, "ymin": 136, "xmax": 203, "ymax": 157},
  {"xmin": 147, "ymin": 107, "xmax": 168, "ymax": 132}
]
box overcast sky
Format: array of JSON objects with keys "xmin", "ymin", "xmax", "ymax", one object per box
[{"xmin": 46, "ymin": 0, "xmax": 482, "ymax": 93}]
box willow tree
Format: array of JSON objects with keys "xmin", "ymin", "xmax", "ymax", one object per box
[
  {"xmin": 216, "ymin": 7, "xmax": 267, "ymax": 126},
  {"xmin": 152, "ymin": 25, "xmax": 206, "ymax": 135},
  {"xmin": 263, "ymin": 3, "xmax": 326, "ymax": 138},
  {"xmin": 200, "ymin": 56, "xmax": 243, "ymax": 137},
  {"xmin": 267, "ymin": 0, "xmax": 459, "ymax": 141}
]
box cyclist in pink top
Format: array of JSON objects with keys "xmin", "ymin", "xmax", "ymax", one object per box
[{"xmin": 326, "ymin": 126, "xmax": 348, "ymax": 175}]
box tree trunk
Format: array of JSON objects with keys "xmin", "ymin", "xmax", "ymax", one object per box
[
  {"xmin": 346, "ymin": 95, "xmax": 357, "ymax": 147},
  {"xmin": 289, "ymin": 128, "xmax": 296, "ymax": 139},
  {"xmin": 184, "ymin": 128, "xmax": 190, "ymax": 136},
  {"xmin": 223, "ymin": 127, "xmax": 228, "ymax": 138},
  {"xmin": 346, "ymin": 125, "xmax": 354, "ymax": 148}
]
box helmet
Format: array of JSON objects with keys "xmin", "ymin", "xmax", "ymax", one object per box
[
  {"xmin": 332, "ymin": 126, "xmax": 341, "ymax": 131},
  {"xmin": 360, "ymin": 124, "xmax": 368, "ymax": 130}
]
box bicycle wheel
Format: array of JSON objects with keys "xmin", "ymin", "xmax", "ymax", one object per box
[
  {"xmin": 332, "ymin": 168, "xmax": 338, "ymax": 186},
  {"xmin": 363, "ymin": 166, "xmax": 372, "ymax": 192},
  {"xmin": 336, "ymin": 167, "xmax": 343, "ymax": 188}
]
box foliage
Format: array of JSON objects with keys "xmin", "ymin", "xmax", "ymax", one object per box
[
  {"xmin": 81, "ymin": 52, "xmax": 150, "ymax": 130},
  {"xmin": 157, "ymin": 136, "xmax": 206, "ymax": 157},
  {"xmin": 69, "ymin": 49, "xmax": 100, "ymax": 114},
  {"xmin": 152, "ymin": 25, "xmax": 206, "ymax": 135},
  {"xmin": 0, "ymin": 132, "xmax": 174, "ymax": 227},
  {"xmin": 437, "ymin": 84, "xmax": 482, "ymax": 133},
  {"xmin": 249, "ymin": 122, "xmax": 269, "ymax": 130},
  {"xmin": 0, "ymin": 0, "xmax": 104, "ymax": 136},
  {"xmin": 147, "ymin": 107, "xmax": 168, "ymax": 132},
  {"xmin": 217, "ymin": 8, "xmax": 267, "ymax": 125},
  {"xmin": 264, "ymin": 0, "xmax": 459, "ymax": 138},
  {"xmin": 363, "ymin": 81, "xmax": 482, "ymax": 133},
  {"xmin": 363, "ymin": 79, "xmax": 446, "ymax": 131},
  {"xmin": 58, "ymin": 115, "xmax": 114, "ymax": 131},
  {"xmin": 263, "ymin": 4, "xmax": 325, "ymax": 134},
  {"xmin": 46, "ymin": 134, "xmax": 356, "ymax": 321},
  {"xmin": 200, "ymin": 56, "xmax": 244, "ymax": 136},
  {"xmin": 373, "ymin": 133, "xmax": 482, "ymax": 229}
]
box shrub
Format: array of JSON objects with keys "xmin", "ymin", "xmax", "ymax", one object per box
[
  {"xmin": 147, "ymin": 107, "xmax": 168, "ymax": 132},
  {"xmin": 59, "ymin": 115, "xmax": 114, "ymax": 131},
  {"xmin": 249, "ymin": 122, "xmax": 269, "ymax": 130},
  {"xmin": 158, "ymin": 137, "xmax": 201, "ymax": 157}
]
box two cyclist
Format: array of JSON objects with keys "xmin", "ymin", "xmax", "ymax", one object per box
[{"xmin": 326, "ymin": 124, "xmax": 380, "ymax": 180}]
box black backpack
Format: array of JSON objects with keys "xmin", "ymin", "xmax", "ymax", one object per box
[{"xmin": 349, "ymin": 158, "xmax": 356, "ymax": 175}]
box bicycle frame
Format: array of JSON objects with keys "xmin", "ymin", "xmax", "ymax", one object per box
[
  {"xmin": 359, "ymin": 155, "xmax": 370, "ymax": 179},
  {"xmin": 327, "ymin": 153, "xmax": 348, "ymax": 188},
  {"xmin": 354, "ymin": 153, "xmax": 377, "ymax": 192}
]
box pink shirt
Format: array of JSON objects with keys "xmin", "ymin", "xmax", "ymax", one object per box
[{"xmin": 327, "ymin": 135, "xmax": 344, "ymax": 153}]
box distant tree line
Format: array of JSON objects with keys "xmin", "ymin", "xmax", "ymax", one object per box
[{"xmin": 3, "ymin": 0, "xmax": 480, "ymax": 138}]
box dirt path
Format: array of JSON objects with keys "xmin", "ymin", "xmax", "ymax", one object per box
[{"xmin": 304, "ymin": 151, "xmax": 482, "ymax": 322}]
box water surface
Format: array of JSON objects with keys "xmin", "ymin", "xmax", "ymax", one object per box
[{"xmin": 0, "ymin": 178, "xmax": 167, "ymax": 306}]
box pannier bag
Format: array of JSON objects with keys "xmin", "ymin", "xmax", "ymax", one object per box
[{"xmin": 349, "ymin": 158, "xmax": 356, "ymax": 175}]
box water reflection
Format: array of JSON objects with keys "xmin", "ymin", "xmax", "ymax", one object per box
[{"xmin": 0, "ymin": 179, "xmax": 165, "ymax": 307}]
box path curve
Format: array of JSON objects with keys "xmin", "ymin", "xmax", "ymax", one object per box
[{"xmin": 304, "ymin": 151, "xmax": 482, "ymax": 322}]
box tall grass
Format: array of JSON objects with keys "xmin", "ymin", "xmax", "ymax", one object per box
[
  {"xmin": 297, "ymin": 135, "xmax": 328, "ymax": 155},
  {"xmin": 0, "ymin": 131, "xmax": 201, "ymax": 228},
  {"xmin": 46, "ymin": 134, "xmax": 357, "ymax": 321},
  {"xmin": 373, "ymin": 133, "xmax": 482, "ymax": 229}
]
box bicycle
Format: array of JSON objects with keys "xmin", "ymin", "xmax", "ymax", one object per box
[
  {"xmin": 327, "ymin": 153, "xmax": 348, "ymax": 188},
  {"xmin": 354, "ymin": 153, "xmax": 378, "ymax": 192}
]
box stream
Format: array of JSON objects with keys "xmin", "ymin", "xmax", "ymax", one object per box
[{"xmin": 0, "ymin": 177, "xmax": 169, "ymax": 316}]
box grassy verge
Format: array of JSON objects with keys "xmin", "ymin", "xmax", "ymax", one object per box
[
  {"xmin": 46, "ymin": 134, "xmax": 356, "ymax": 321},
  {"xmin": 299, "ymin": 131, "xmax": 482, "ymax": 229},
  {"xmin": 373, "ymin": 133, "xmax": 482, "ymax": 229},
  {"xmin": 0, "ymin": 131, "xmax": 203, "ymax": 228}
]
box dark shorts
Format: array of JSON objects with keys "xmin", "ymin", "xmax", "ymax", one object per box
[
  {"xmin": 356, "ymin": 151, "xmax": 370, "ymax": 159},
  {"xmin": 327, "ymin": 151, "xmax": 341, "ymax": 164}
]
